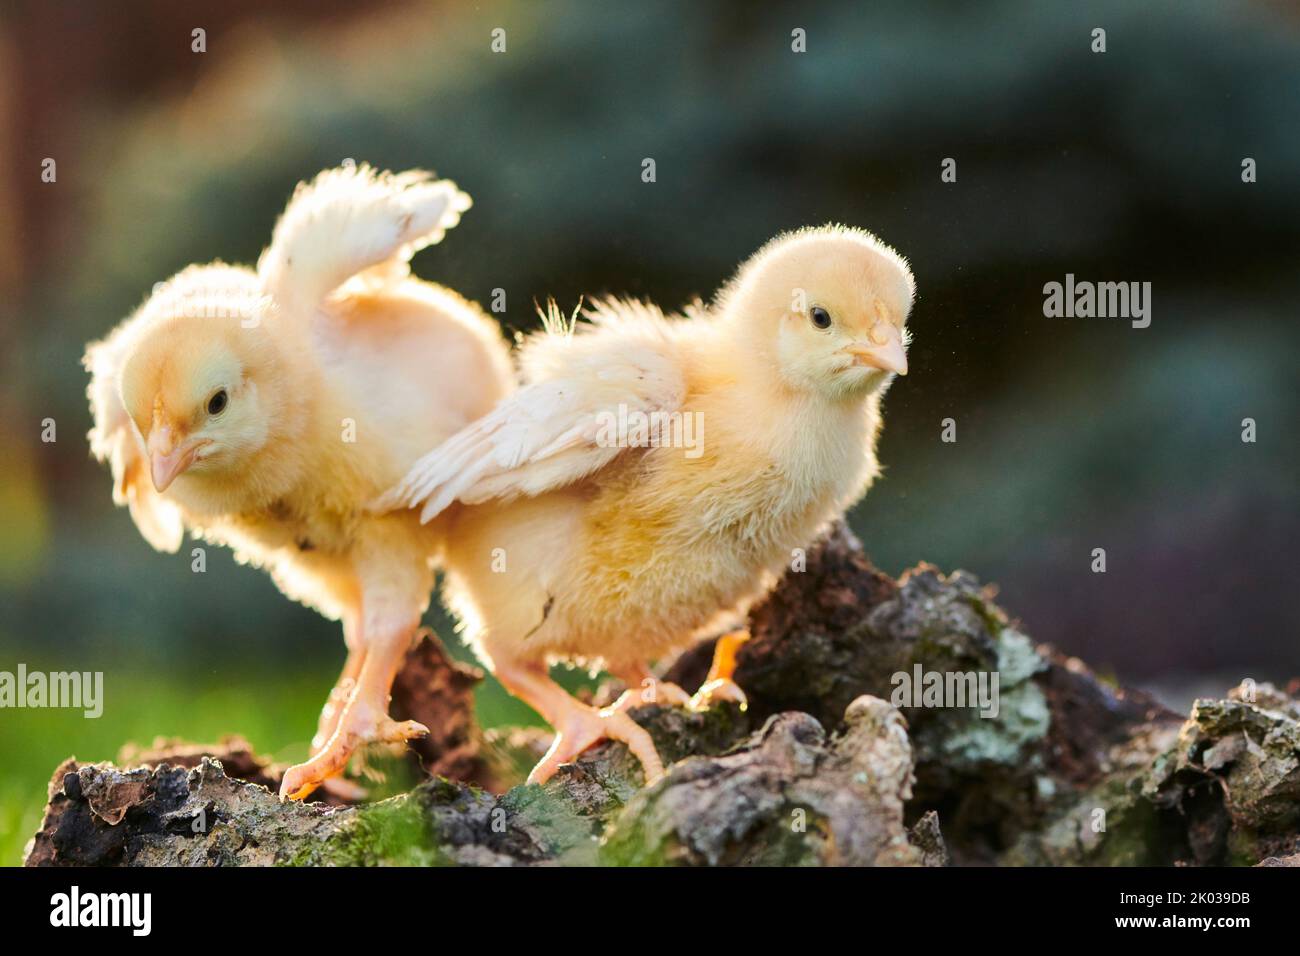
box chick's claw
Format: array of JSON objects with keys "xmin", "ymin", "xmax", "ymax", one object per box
[
  {"xmin": 279, "ymin": 764, "xmax": 329, "ymax": 803},
  {"xmin": 375, "ymin": 718, "xmax": 430, "ymax": 743},
  {"xmin": 641, "ymin": 681, "xmax": 692, "ymax": 708},
  {"xmin": 279, "ymin": 714, "xmax": 429, "ymax": 802},
  {"xmin": 689, "ymin": 677, "xmax": 748, "ymax": 712},
  {"xmin": 688, "ymin": 628, "xmax": 750, "ymax": 711},
  {"xmin": 280, "ymin": 734, "xmax": 358, "ymax": 801},
  {"xmin": 528, "ymin": 705, "xmax": 664, "ymax": 787},
  {"xmin": 608, "ymin": 679, "xmax": 692, "ymax": 711}
]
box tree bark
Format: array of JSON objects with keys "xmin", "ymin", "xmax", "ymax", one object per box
[{"xmin": 24, "ymin": 523, "xmax": 1300, "ymax": 866}]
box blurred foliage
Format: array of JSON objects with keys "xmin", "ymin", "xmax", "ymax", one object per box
[
  {"xmin": 1, "ymin": 0, "xmax": 1298, "ymax": 863},
  {"xmin": 0, "ymin": 660, "xmax": 540, "ymax": 865},
  {"xmin": 0, "ymin": 668, "xmax": 327, "ymax": 865}
]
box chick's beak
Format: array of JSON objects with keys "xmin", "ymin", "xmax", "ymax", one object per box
[
  {"xmin": 843, "ymin": 322, "xmax": 908, "ymax": 376},
  {"xmin": 147, "ymin": 423, "xmax": 202, "ymax": 493}
]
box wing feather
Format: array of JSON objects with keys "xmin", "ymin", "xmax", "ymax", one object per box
[
  {"xmin": 257, "ymin": 163, "xmax": 471, "ymax": 313},
  {"xmin": 374, "ymin": 301, "xmax": 686, "ymax": 522}
]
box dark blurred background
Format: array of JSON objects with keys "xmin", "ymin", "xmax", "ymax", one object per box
[{"xmin": 1, "ymin": 0, "xmax": 1296, "ymax": 863}]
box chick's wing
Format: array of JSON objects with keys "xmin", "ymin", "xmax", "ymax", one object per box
[
  {"xmin": 374, "ymin": 299, "xmax": 685, "ymax": 523},
  {"xmin": 258, "ymin": 163, "xmax": 471, "ymax": 315}
]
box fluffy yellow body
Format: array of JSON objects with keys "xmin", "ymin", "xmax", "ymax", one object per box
[
  {"xmin": 444, "ymin": 346, "xmax": 883, "ymax": 674},
  {"xmin": 172, "ymin": 284, "xmax": 507, "ymax": 624},
  {"xmin": 387, "ymin": 224, "xmax": 914, "ymax": 784},
  {"xmin": 85, "ymin": 164, "xmax": 515, "ymax": 799}
]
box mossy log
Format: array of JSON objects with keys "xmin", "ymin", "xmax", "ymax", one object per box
[{"xmin": 24, "ymin": 523, "xmax": 1300, "ymax": 866}]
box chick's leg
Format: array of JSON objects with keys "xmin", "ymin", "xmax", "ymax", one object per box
[
  {"xmin": 312, "ymin": 611, "xmax": 365, "ymax": 755},
  {"xmin": 609, "ymin": 632, "xmax": 750, "ymax": 714},
  {"xmin": 495, "ymin": 659, "xmax": 664, "ymax": 786},
  {"xmin": 280, "ymin": 618, "xmax": 428, "ymax": 800},
  {"xmin": 281, "ymin": 543, "xmax": 432, "ymax": 801},
  {"xmin": 689, "ymin": 628, "xmax": 750, "ymax": 711}
]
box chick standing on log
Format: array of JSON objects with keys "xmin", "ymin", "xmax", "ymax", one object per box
[
  {"xmin": 376, "ymin": 225, "xmax": 914, "ymax": 784},
  {"xmin": 84, "ymin": 165, "xmax": 514, "ymax": 800}
]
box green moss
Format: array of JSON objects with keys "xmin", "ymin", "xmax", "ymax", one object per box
[
  {"xmin": 283, "ymin": 793, "xmax": 445, "ymax": 867},
  {"xmin": 1224, "ymin": 827, "xmax": 1265, "ymax": 867},
  {"xmin": 599, "ymin": 799, "xmax": 825, "ymax": 867},
  {"xmin": 963, "ymin": 592, "xmax": 1009, "ymax": 638}
]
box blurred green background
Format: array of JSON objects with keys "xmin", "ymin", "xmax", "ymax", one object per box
[{"xmin": 1, "ymin": 0, "xmax": 1297, "ymax": 865}]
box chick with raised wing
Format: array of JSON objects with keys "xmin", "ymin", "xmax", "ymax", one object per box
[
  {"xmin": 376, "ymin": 225, "xmax": 914, "ymax": 785},
  {"xmin": 85, "ymin": 164, "xmax": 514, "ymax": 799}
]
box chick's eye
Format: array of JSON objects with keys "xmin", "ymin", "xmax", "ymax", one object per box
[
  {"xmin": 206, "ymin": 390, "xmax": 228, "ymax": 416},
  {"xmin": 810, "ymin": 306, "xmax": 832, "ymax": 330}
]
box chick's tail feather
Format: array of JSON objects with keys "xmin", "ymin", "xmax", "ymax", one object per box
[{"xmin": 257, "ymin": 163, "xmax": 471, "ymax": 312}]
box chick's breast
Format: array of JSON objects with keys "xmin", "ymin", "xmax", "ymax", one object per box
[{"xmin": 555, "ymin": 409, "xmax": 875, "ymax": 661}]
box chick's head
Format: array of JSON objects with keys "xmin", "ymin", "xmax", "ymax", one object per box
[
  {"xmin": 118, "ymin": 265, "xmax": 292, "ymax": 494},
  {"xmin": 722, "ymin": 225, "xmax": 915, "ymax": 399}
]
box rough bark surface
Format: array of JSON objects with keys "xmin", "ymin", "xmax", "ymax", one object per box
[{"xmin": 24, "ymin": 523, "xmax": 1300, "ymax": 867}]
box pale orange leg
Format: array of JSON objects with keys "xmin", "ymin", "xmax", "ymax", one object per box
[
  {"xmin": 496, "ymin": 660, "xmax": 664, "ymax": 786},
  {"xmin": 690, "ymin": 628, "xmax": 750, "ymax": 711},
  {"xmin": 306, "ymin": 615, "xmax": 371, "ymax": 801},
  {"xmin": 280, "ymin": 624, "xmax": 428, "ymax": 801},
  {"xmin": 312, "ymin": 639, "xmax": 365, "ymax": 754}
]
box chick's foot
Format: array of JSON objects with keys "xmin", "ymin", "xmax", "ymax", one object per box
[
  {"xmin": 493, "ymin": 659, "xmax": 666, "ymax": 786},
  {"xmin": 615, "ymin": 682, "xmax": 692, "ymax": 710},
  {"xmin": 529, "ymin": 703, "xmax": 664, "ymax": 787},
  {"xmin": 608, "ymin": 663, "xmax": 692, "ymax": 709},
  {"xmin": 280, "ymin": 710, "xmax": 428, "ymax": 801},
  {"xmin": 689, "ymin": 629, "xmax": 750, "ymax": 712},
  {"xmin": 689, "ymin": 677, "xmax": 747, "ymax": 711}
]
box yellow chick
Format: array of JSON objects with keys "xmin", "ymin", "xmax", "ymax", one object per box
[
  {"xmin": 84, "ymin": 164, "xmax": 514, "ymax": 800},
  {"xmin": 376, "ymin": 225, "xmax": 914, "ymax": 784}
]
